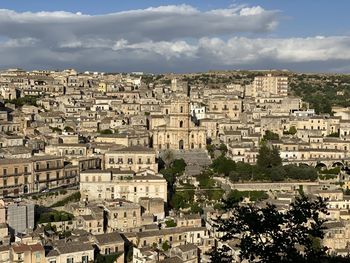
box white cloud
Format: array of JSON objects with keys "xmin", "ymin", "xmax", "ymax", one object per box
[
  {"xmin": 0, "ymin": 5, "xmax": 350, "ymax": 72},
  {"xmin": 0, "ymin": 5, "xmax": 279, "ymax": 43}
]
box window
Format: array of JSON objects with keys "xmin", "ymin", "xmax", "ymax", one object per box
[
  {"xmin": 46, "ymin": 173, "xmax": 50, "ymax": 180},
  {"xmin": 24, "ymin": 166, "xmax": 28, "ymax": 173},
  {"xmin": 14, "ymin": 178, "xmax": 18, "ymax": 185},
  {"xmin": 67, "ymin": 258, "xmax": 74, "ymax": 263},
  {"xmin": 3, "ymin": 179, "xmax": 7, "ymax": 187},
  {"xmin": 124, "ymin": 212, "xmax": 127, "ymax": 218},
  {"xmin": 3, "ymin": 169, "xmax": 6, "ymax": 176},
  {"xmin": 47, "ymin": 162, "xmax": 50, "ymax": 169},
  {"xmin": 134, "ymin": 187, "xmax": 137, "ymax": 192},
  {"xmin": 56, "ymin": 171, "xmax": 60, "ymax": 179},
  {"xmin": 82, "ymin": 256, "xmax": 88, "ymax": 263},
  {"xmin": 14, "ymin": 168, "xmax": 18, "ymax": 174},
  {"xmin": 180, "ymin": 106, "xmax": 183, "ymax": 113},
  {"xmin": 179, "ymin": 121, "xmax": 183, "ymax": 128}
]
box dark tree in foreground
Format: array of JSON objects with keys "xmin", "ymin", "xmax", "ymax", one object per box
[
  {"xmin": 208, "ymin": 195, "xmax": 337, "ymax": 263},
  {"xmin": 207, "ymin": 244, "xmax": 233, "ymax": 263}
]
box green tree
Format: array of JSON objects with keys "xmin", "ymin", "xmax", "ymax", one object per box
[
  {"xmin": 211, "ymin": 156, "xmax": 236, "ymax": 176},
  {"xmin": 262, "ymin": 130, "xmax": 279, "ymax": 141},
  {"xmin": 218, "ymin": 144, "xmax": 228, "ymax": 155},
  {"xmin": 257, "ymin": 144, "xmax": 282, "ymax": 169},
  {"xmin": 162, "ymin": 241, "xmax": 170, "ymax": 251},
  {"xmin": 165, "ymin": 219, "xmax": 177, "ymax": 228},
  {"xmin": 210, "ymin": 195, "xmax": 331, "ymax": 263},
  {"xmin": 289, "ymin": 126, "xmax": 297, "ymax": 135},
  {"xmin": 172, "ymin": 159, "xmax": 187, "ymax": 175}
]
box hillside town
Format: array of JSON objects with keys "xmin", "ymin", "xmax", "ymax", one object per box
[{"xmin": 0, "ymin": 68, "xmax": 350, "ymax": 262}]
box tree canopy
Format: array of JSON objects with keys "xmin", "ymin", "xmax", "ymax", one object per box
[
  {"xmin": 262, "ymin": 130, "xmax": 279, "ymax": 141},
  {"xmin": 256, "ymin": 144, "xmax": 282, "ymax": 169},
  {"xmin": 208, "ymin": 195, "xmax": 340, "ymax": 263}
]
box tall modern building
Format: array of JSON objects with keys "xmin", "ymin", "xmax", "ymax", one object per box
[{"xmin": 249, "ymin": 74, "xmax": 288, "ymax": 97}]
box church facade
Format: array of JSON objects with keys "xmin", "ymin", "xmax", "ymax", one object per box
[{"xmin": 152, "ymin": 94, "xmax": 206, "ymax": 151}]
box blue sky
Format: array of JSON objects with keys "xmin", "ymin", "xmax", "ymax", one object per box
[{"xmin": 0, "ymin": 0, "xmax": 349, "ymax": 72}]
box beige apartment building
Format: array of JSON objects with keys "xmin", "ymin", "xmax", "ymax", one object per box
[
  {"xmin": 248, "ymin": 74, "xmax": 288, "ymax": 97},
  {"xmin": 105, "ymin": 201, "xmax": 142, "ymax": 232},
  {"xmin": 207, "ymin": 96, "xmax": 242, "ymax": 121},
  {"xmin": 46, "ymin": 241, "xmax": 95, "ymax": 263},
  {"xmin": 104, "ymin": 146, "xmax": 158, "ymax": 172},
  {"xmin": 10, "ymin": 243, "xmax": 45, "ymax": 263},
  {"xmin": 0, "ymin": 156, "xmax": 78, "ymax": 197},
  {"xmin": 80, "ymin": 169, "xmax": 167, "ymax": 203}
]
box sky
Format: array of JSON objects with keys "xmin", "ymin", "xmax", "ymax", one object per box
[{"xmin": 0, "ymin": 0, "xmax": 350, "ymax": 73}]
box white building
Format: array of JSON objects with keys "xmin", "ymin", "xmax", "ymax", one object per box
[
  {"xmin": 80, "ymin": 169, "xmax": 167, "ymax": 204},
  {"xmin": 190, "ymin": 103, "xmax": 206, "ymax": 121}
]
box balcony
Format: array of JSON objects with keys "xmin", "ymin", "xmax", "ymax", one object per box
[
  {"xmin": 0, "ymin": 172, "xmax": 31, "ymax": 178},
  {"xmin": 34, "ymin": 165, "xmax": 64, "ymax": 172}
]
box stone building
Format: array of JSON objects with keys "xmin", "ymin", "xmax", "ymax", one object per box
[
  {"xmin": 104, "ymin": 146, "xmax": 158, "ymax": 172},
  {"xmin": 0, "ymin": 156, "xmax": 79, "ymax": 197},
  {"xmin": 80, "ymin": 169, "xmax": 167, "ymax": 204},
  {"xmin": 152, "ymin": 94, "xmax": 206, "ymax": 151},
  {"xmin": 105, "ymin": 201, "xmax": 142, "ymax": 232},
  {"xmin": 247, "ymin": 74, "xmax": 288, "ymax": 97}
]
